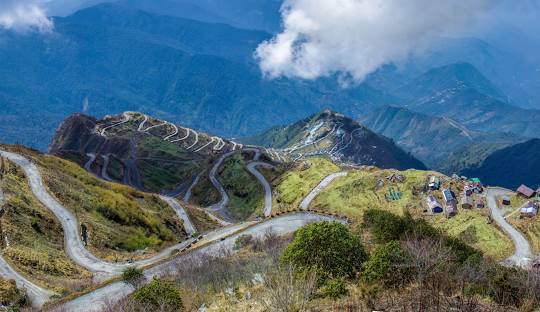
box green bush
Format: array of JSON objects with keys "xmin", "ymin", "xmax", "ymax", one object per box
[
  {"xmin": 322, "ymin": 279, "xmax": 348, "ymax": 299},
  {"xmin": 363, "ymin": 210, "xmax": 405, "ymax": 243},
  {"xmin": 281, "ymin": 221, "xmax": 367, "ymax": 282},
  {"xmin": 362, "ymin": 241, "xmax": 410, "ymax": 288},
  {"xmin": 234, "ymin": 234, "xmax": 253, "ymax": 250},
  {"xmin": 133, "ymin": 278, "xmax": 183, "ymax": 311},
  {"xmin": 122, "ymin": 267, "xmax": 145, "ymax": 287}
]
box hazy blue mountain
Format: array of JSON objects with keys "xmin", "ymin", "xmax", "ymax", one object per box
[
  {"xmin": 359, "ymin": 106, "xmax": 522, "ymax": 169},
  {"xmin": 462, "ymin": 139, "xmax": 540, "ymax": 189},
  {"xmin": 396, "ymin": 63, "xmax": 540, "ymax": 138},
  {"xmin": 0, "ymin": 3, "xmax": 394, "ymax": 150},
  {"xmin": 118, "ymin": 0, "xmax": 283, "ymax": 33}
]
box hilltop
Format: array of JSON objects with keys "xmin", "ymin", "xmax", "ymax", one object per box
[{"xmin": 243, "ymin": 109, "xmax": 426, "ymax": 170}]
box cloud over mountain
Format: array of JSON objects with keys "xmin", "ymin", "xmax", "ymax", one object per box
[{"xmin": 255, "ymin": 0, "xmax": 498, "ymax": 83}]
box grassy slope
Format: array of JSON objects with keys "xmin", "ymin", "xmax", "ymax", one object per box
[
  {"xmin": 280, "ymin": 164, "xmax": 512, "ymax": 260},
  {"xmin": 0, "ymin": 160, "xmax": 92, "ymax": 295},
  {"xmin": 184, "ymin": 205, "xmax": 221, "ymax": 233},
  {"xmin": 190, "ymin": 172, "xmax": 221, "ymax": 207},
  {"xmin": 2, "ymin": 145, "xmax": 188, "ymax": 261},
  {"xmin": 273, "ymin": 157, "xmax": 340, "ymax": 212},
  {"xmin": 39, "ymin": 156, "xmax": 187, "ymax": 260},
  {"xmin": 218, "ymin": 152, "xmax": 264, "ymax": 220},
  {"xmin": 136, "ymin": 136, "xmax": 204, "ymax": 192},
  {"xmin": 505, "ymin": 195, "xmax": 540, "ymax": 254}
]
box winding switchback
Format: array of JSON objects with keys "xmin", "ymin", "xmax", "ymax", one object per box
[
  {"xmin": 0, "ymin": 183, "xmax": 56, "ymax": 308},
  {"xmin": 159, "ymin": 195, "xmax": 196, "ymax": 236},
  {"xmin": 299, "ymin": 171, "xmax": 348, "ymax": 210},
  {"xmin": 0, "ymin": 150, "xmax": 195, "ymax": 277},
  {"xmin": 246, "ymin": 162, "xmax": 275, "ymax": 217},
  {"xmin": 59, "ymin": 212, "xmax": 344, "ymax": 312},
  {"xmin": 487, "ymin": 187, "xmax": 532, "ymax": 267}
]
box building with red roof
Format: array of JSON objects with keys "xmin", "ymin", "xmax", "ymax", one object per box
[{"xmin": 517, "ymin": 184, "xmax": 535, "ymax": 198}]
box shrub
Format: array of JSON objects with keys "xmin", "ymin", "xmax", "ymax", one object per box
[
  {"xmin": 234, "ymin": 234, "xmax": 253, "ymax": 250},
  {"xmin": 322, "ymin": 279, "xmax": 348, "ymax": 299},
  {"xmin": 281, "ymin": 221, "xmax": 367, "ymax": 282},
  {"xmin": 362, "ymin": 241, "xmax": 410, "ymax": 287},
  {"xmin": 261, "ymin": 264, "xmax": 317, "ymax": 312},
  {"xmin": 133, "ymin": 278, "xmax": 183, "ymax": 312},
  {"xmin": 363, "ymin": 210, "xmax": 404, "ymax": 243},
  {"xmin": 122, "ymin": 267, "xmax": 145, "ymax": 287}
]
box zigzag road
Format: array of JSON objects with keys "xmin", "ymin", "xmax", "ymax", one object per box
[
  {"xmin": 0, "ymin": 178, "xmax": 56, "ymax": 308},
  {"xmin": 58, "ymin": 212, "xmax": 343, "ymax": 312},
  {"xmin": 0, "ymin": 150, "xmax": 197, "ymax": 278},
  {"xmin": 299, "ymin": 172, "xmax": 348, "ymax": 210}
]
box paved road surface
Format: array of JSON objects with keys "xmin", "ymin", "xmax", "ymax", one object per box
[
  {"xmin": 487, "ymin": 187, "xmax": 532, "ymax": 267},
  {"xmin": 0, "ymin": 180, "xmax": 56, "ymax": 308},
  {"xmin": 83, "ymin": 153, "xmax": 96, "ymax": 172},
  {"xmin": 0, "ymin": 150, "xmax": 196, "ymax": 277},
  {"xmin": 246, "ymin": 162, "xmax": 275, "ymax": 217},
  {"xmin": 58, "ymin": 213, "xmax": 342, "ymax": 312},
  {"xmin": 207, "ymin": 151, "xmax": 236, "ymax": 220},
  {"xmin": 299, "ymin": 172, "xmax": 348, "ymax": 210},
  {"xmin": 159, "ymin": 196, "xmax": 196, "ymax": 236}
]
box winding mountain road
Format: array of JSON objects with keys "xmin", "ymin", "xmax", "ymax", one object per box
[
  {"xmin": 0, "ymin": 150, "xmax": 197, "ymax": 277},
  {"xmin": 159, "ymin": 196, "xmax": 196, "ymax": 236},
  {"xmin": 246, "ymin": 162, "xmax": 275, "ymax": 217},
  {"xmin": 299, "ymin": 171, "xmax": 348, "ymax": 210},
  {"xmin": 207, "ymin": 151, "xmax": 236, "ymax": 221},
  {"xmin": 0, "ymin": 181, "xmax": 56, "ymax": 308},
  {"xmin": 83, "ymin": 153, "xmax": 96, "ymax": 172},
  {"xmin": 487, "ymin": 187, "xmax": 532, "ymax": 267},
  {"xmin": 58, "ymin": 212, "xmax": 343, "ymax": 312}
]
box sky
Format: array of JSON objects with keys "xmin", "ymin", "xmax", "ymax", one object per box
[
  {"xmin": 1, "ymin": 0, "xmax": 540, "ymax": 82},
  {"xmin": 256, "ymin": 0, "xmax": 540, "ymax": 83}
]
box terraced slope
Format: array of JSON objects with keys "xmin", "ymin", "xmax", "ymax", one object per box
[
  {"xmin": 50, "ymin": 112, "xmax": 243, "ymax": 194},
  {"xmin": 243, "ymin": 109, "xmax": 426, "ymax": 170}
]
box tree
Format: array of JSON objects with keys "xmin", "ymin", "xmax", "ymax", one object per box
[
  {"xmin": 122, "ymin": 267, "xmax": 145, "ymax": 287},
  {"xmin": 132, "ymin": 278, "xmax": 183, "ymax": 312},
  {"xmin": 362, "ymin": 209, "xmax": 405, "ymax": 243},
  {"xmin": 281, "ymin": 221, "xmax": 367, "ymax": 282},
  {"xmin": 362, "ymin": 241, "xmax": 410, "ymax": 288}
]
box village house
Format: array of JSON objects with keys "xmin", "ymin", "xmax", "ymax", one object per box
[
  {"xmin": 428, "ymin": 176, "xmax": 440, "ymax": 190},
  {"xmin": 517, "ymin": 184, "xmax": 535, "ymax": 198},
  {"xmin": 426, "ymin": 195, "xmax": 443, "ymax": 214},
  {"xmin": 461, "ymin": 193, "xmax": 473, "ymax": 209},
  {"xmin": 442, "ymin": 188, "xmax": 457, "ymax": 217},
  {"xmin": 521, "ymin": 201, "xmax": 538, "ymax": 217}
]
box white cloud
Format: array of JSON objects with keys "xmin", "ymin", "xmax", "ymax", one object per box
[
  {"xmin": 256, "ymin": 0, "xmax": 500, "ymax": 83},
  {"xmin": 0, "ymin": 0, "xmax": 54, "ymax": 32}
]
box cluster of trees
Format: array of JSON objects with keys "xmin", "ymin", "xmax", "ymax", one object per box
[
  {"xmin": 112, "ymin": 209, "xmax": 540, "ymax": 311},
  {"xmin": 281, "ymin": 211, "xmax": 540, "ymax": 310}
]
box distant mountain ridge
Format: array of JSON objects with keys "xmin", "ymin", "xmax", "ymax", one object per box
[
  {"xmin": 360, "ymin": 105, "xmax": 523, "ymax": 170},
  {"xmin": 396, "ymin": 63, "xmax": 540, "ymax": 138},
  {"xmin": 462, "ymin": 139, "xmax": 540, "ymax": 189}
]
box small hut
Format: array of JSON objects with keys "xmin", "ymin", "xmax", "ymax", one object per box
[
  {"xmin": 429, "ymin": 176, "xmax": 440, "ymax": 190},
  {"xmin": 521, "ymin": 202, "xmax": 538, "ymax": 217},
  {"xmin": 517, "ymin": 184, "xmax": 535, "ymax": 198},
  {"xmin": 446, "ymin": 200, "xmax": 457, "ymax": 217},
  {"xmin": 502, "ymin": 196, "xmax": 511, "ymax": 206},
  {"xmin": 442, "ymin": 188, "xmax": 455, "ymax": 203},
  {"xmin": 461, "ymin": 194, "xmax": 473, "ymax": 209},
  {"xmin": 426, "ymin": 195, "xmax": 443, "ymax": 214}
]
